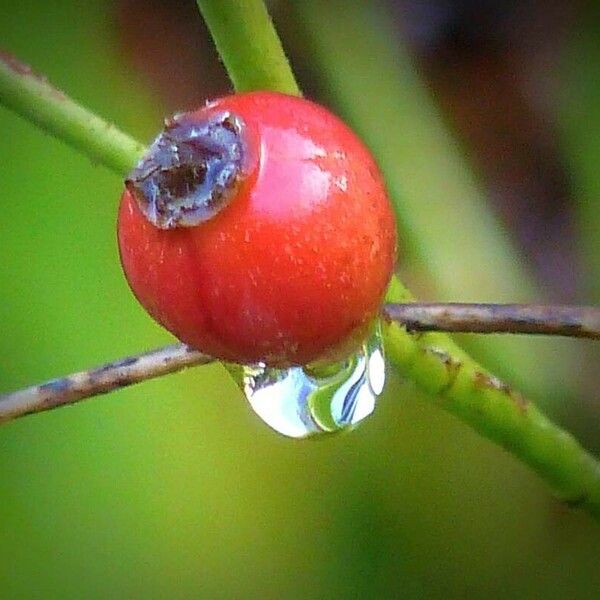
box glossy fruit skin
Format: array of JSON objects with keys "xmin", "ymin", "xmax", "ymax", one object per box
[{"xmin": 118, "ymin": 91, "xmax": 396, "ymax": 366}]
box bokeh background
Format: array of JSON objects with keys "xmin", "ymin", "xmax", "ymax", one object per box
[{"xmin": 1, "ymin": 0, "xmax": 599, "ymax": 597}]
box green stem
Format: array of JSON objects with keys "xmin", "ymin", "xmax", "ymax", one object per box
[
  {"xmin": 1, "ymin": 36, "xmax": 599, "ymax": 517},
  {"xmin": 195, "ymin": 0, "xmax": 301, "ymax": 95},
  {"xmin": 0, "ymin": 51, "xmax": 145, "ymax": 175},
  {"xmin": 562, "ymin": 10, "xmax": 600, "ymax": 303},
  {"xmin": 384, "ymin": 281, "xmax": 600, "ymax": 517},
  {"xmin": 386, "ymin": 322, "xmax": 600, "ymax": 516}
]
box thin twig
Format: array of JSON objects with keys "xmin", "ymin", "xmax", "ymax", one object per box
[
  {"xmin": 383, "ymin": 303, "xmax": 600, "ymax": 340},
  {"xmin": 2, "ymin": 303, "xmax": 598, "ymax": 425},
  {"xmin": 0, "ymin": 345, "xmax": 212, "ymax": 424}
]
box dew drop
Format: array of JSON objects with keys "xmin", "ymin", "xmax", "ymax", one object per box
[{"xmin": 242, "ymin": 326, "xmax": 385, "ymax": 438}]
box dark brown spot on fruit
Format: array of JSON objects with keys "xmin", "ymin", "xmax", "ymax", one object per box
[{"xmin": 126, "ymin": 111, "xmax": 246, "ymax": 229}]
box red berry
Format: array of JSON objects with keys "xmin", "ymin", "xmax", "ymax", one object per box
[{"xmin": 118, "ymin": 91, "xmax": 396, "ymax": 366}]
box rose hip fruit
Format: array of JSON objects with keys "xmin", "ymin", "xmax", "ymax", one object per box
[{"xmin": 118, "ymin": 91, "xmax": 396, "ymax": 366}]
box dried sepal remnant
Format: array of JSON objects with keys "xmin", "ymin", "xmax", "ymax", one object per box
[{"xmin": 125, "ymin": 111, "xmax": 246, "ymax": 229}]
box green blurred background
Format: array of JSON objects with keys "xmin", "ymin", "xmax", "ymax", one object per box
[{"xmin": 1, "ymin": 0, "xmax": 599, "ymax": 597}]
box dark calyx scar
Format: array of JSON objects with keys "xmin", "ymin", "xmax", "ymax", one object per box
[{"xmin": 126, "ymin": 111, "xmax": 246, "ymax": 229}]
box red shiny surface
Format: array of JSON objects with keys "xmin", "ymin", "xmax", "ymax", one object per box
[{"xmin": 118, "ymin": 92, "xmax": 397, "ymax": 366}]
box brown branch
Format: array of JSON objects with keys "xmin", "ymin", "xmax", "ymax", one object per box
[
  {"xmin": 1, "ymin": 303, "xmax": 598, "ymax": 425},
  {"xmin": 0, "ymin": 344, "xmax": 213, "ymax": 424},
  {"xmin": 383, "ymin": 303, "xmax": 600, "ymax": 339}
]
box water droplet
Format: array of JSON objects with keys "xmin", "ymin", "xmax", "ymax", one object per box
[{"xmin": 242, "ymin": 326, "xmax": 385, "ymax": 438}]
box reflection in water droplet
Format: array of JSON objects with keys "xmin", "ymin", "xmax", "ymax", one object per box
[{"xmin": 242, "ymin": 326, "xmax": 385, "ymax": 438}]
